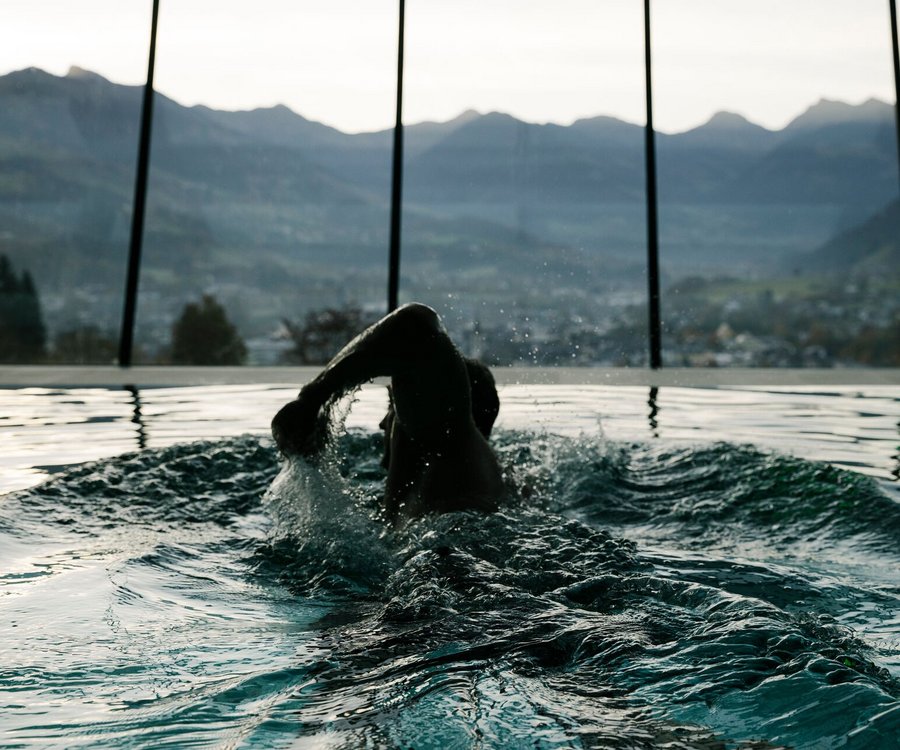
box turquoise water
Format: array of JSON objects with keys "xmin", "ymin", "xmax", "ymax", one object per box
[{"xmin": 1, "ymin": 385, "xmax": 898, "ymax": 749}]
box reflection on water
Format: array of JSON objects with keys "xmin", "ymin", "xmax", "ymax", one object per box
[
  {"xmin": 647, "ymin": 385, "xmax": 659, "ymax": 437},
  {"xmin": 0, "ymin": 384, "xmax": 897, "ymax": 495},
  {"xmin": 125, "ymin": 385, "xmax": 147, "ymax": 450}
]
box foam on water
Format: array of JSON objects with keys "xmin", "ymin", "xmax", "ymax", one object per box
[{"xmin": 2, "ymin": 427, "xmax": 899, "ymax": 749}]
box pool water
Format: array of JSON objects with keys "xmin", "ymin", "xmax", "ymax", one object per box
[{"xmin": 1, "ymin": 384, "xmax": 898, "ymax": 749}]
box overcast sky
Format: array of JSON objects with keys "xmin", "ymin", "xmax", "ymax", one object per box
[{"xmin": 2, "ymin": 0, "xmax": 896, "ymax": 133}]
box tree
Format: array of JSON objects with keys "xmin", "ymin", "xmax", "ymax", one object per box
[
  {"xmin": 50, "ymin": 325, "xmax": 118, "ymax": 364},
  {"xmin": 170, "ymin": 294, "xmax": 247, "ymax": 365},
  {"xmin": 0, "ymin": 254, "xmax": 46, "ymax": 362},
  {"xmin": 281, "ymin": 305, "xmax": 374, "ymax": 365}
]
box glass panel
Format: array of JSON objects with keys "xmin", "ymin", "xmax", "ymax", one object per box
[
  {"xmin": 0, "ymin": 1, "xmax": 150, "ymax": 363},
  {"xmin": 402, "ymin": 0, "xmax": 647, "ymax": 366},
  {"xmin": 653, "ymin": 0, "xmax": 899, "ymax": 367},
  {"xmin": 136, "ymin": 0, "xmax": 397, "ymax": 364}
]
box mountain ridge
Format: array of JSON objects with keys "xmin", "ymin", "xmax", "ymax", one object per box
[
  {"xmin": 5, "ymin": 65, "xmax": 892, "ymax": 141},
  {"xmin": 1, "ymin": 66, "xmax": 897, "ymax": 345},
  {"xmin": 2, "ymin": 65, "xmax": 895, "ymax": 210}
]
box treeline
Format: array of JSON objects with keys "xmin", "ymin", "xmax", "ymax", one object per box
[
  {"xmin": 3, "ymin": 252, "xmax": 897, "ymax": 367},
  {"xmin": 0, "ymin": 255, "xmax": 46, "ymax": 362},
  {"xmin": 649, "ymin": 277, "xmax": 900, "ymax": 367},
  {"xmin": 0, "ymin": 255, "xmax": 249, "ymax": 365},
  {"xmin": 1, "ymin": 253, "xmax": 121, "ymax": 363}
]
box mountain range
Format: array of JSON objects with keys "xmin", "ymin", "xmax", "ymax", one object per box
[{"xmin": 0, "ymin": 66, "xmax": 897, "ymax": 343}]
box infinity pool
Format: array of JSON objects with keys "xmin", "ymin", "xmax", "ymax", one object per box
[{"xmin": 1, "ymin": 384, "xmax": 898, "ymax": 748}]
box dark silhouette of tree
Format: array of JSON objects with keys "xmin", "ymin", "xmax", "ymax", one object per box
[
  {"xmin": 840, "ymin": 318, "xmax": 900, "ymax": 366},
  {"xmin": 50, "ymin": 325, "xmax": 118, "ymax": 364},
  {"xmin": 282, "ymin": 306, "xmax": 375, "ymax": 365},
  {"xmin": 0, "ymin": 254, "xmax": 46, "ymax": 362},
  {"xmin": 171, "ymin": 295, "xmax": 247, "ymax": 365}
]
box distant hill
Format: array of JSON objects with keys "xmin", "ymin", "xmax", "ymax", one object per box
[
  {"xmin": 784, "ymin": 97, "xmax": 893, "ymax": 132},
  {"xmin": 2, "ymin": 66, "xmax": 895, "ymax": 212},
  {"xmin": 805, "ymin": 197, "xmax": 900, "ymax": 274},
  {"xmin": 0, "ymin": 66, "xmax": 362, "ymax": 203},
  {"xmin": 403, "ymin": 96, "xmax": 897, "ymax": 207},
  {"xmin": 720, "ymin": 99, "xmax": 898, "ymax": 206},
  {"xmin": 402, "ymin": 111, "xmax": 644, "ymax": 203}
]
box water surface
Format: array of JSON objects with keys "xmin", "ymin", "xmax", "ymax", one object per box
[{"xmin": 1, "ymin": 385, "xmax": 898, "ymax": 748}]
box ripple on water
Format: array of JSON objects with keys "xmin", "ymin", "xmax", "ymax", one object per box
[{"xmin": 1, "ymin": 432, "xmax": 898, "ymax": 749}]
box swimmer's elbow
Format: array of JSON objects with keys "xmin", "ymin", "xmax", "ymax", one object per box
[{"xmin": 390, "ymin": 303, "xmax": 444, "ymax": 336}]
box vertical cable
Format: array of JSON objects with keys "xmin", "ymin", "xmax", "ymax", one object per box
[
  {"xmin": 643, "ymin": 0, "xmax": 662, "ymax": 369},
  {"xmin": 890, "ymin": 0, "xmax": 900, "ymax": 191},
  {"xmin": 387, "ymin": 0, "xmax": 406, "ymax": 312},
  {"xmin": 119, "ymin": 0, "xmax": 160, "ymax": 367}
]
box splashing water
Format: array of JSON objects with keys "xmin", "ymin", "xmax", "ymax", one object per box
[{"xmin": 2, "ymin": 426, "xmax": 899, "ymax": 749}]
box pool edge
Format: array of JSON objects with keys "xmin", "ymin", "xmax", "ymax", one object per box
[{"xmin": 0, "ymin": 365, "xmax": 898, "ymax": 388}]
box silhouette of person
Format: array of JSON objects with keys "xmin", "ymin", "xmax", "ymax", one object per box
[{"xmin": 272, "ymin": 303, "xmax": 505, "ymax": 520}]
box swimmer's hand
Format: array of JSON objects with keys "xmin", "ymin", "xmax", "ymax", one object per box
[{"xmin": 271, "ymin": 390, "xmax": 329, "ymax": 458}]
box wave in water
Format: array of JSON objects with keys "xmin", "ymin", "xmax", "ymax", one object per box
[{"xmin": 2, "ymin": 431, "xmax": 899, "ymax": 749}]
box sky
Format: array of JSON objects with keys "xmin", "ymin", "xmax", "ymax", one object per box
[{"xmin": 1, "ymin": 0, "xmax": 896, "ymax": 134}]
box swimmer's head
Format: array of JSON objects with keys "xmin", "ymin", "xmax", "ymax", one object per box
[
  {"xmin": 379, "ymin": 359, "xmax": 499, "ymax": 469},
  {"xmin": 379, "ymin": 389, "xmax": 396, "ymax": 469},
  {"xmin": 464, "ymin": 358, "xmax": 499, "ymax": 439}
]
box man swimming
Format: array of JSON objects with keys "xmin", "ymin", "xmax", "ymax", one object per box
[{"xmin": 272, "ymin": 303, "xmax": 506, "ymax": 521}]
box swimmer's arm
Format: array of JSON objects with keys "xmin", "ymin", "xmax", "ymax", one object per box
[
  {"xmin": 302, "ymin": 303, "xmax": 443, "ymax": 403},
  {"xmin": 272, "ymin": 303, "xmax": 469, "ymax": 455}
]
